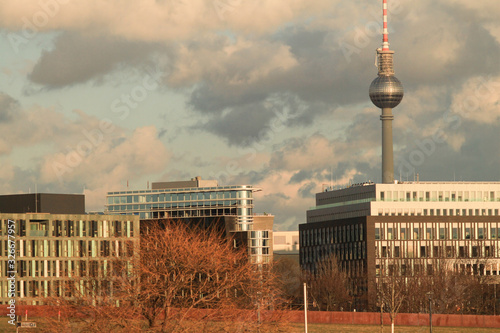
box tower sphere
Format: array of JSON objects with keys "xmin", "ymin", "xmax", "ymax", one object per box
[{"xmin": 369, "ymin": 75, "xmax": 404, "ymax": 109}]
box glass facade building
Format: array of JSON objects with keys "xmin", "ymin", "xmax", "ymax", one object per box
[
  {"xmin": 106, "ymin": 185, "xmax": 255, "ymax": 231},
  {"xmin": 105, "ymin": 179, "xmax": 273, "ymax": 264}
]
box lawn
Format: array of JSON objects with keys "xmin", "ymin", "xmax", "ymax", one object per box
[
  {"xmin": 2, "ymin": 318, "xmax": 499, "ymax": 332},
  {"xmin": 288, "ymin": 323, "xmax": 500, "ymax": 333}
]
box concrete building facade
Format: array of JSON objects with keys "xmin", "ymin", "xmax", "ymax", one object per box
[
  {"xmin": 0, "ymin": 212, "xmax": 139, "ymax": 305},
  {"xmin": 300, "ymin": 182, "xmax": 500, "ymax": 308}
]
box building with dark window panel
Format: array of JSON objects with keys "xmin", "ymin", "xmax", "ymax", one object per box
[
  {"xmin": 105, "ymin": 177, "xmax": 274, "ymax": 264},
  {"xmin": 300, "ymin": 182, "xmax": 500, "ymax": 308}
]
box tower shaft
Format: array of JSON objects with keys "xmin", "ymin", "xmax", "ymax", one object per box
[
  {"xmin": 379, "ymin": 50, "xmax": 395, "ymax": 184},
  {"xmin": 381, "ymin": 108, "xmax": 394, "ymax": 184},
  {"xmin": 368, "ymin": 0, "xmax": 404, "ymax": 184}
]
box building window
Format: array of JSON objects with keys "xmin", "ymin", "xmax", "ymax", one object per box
[
  {"xmin": 420, "ymin": 246, "xmax": 426, "ymax": 257},
  {"xmin": 439, "ymin": 227, "xmax": 445, "ymax": 240},
  {"xmin": 413, "ymin": 228, "xmax": 419, "ymax": 239},
  {"xmin": 478, "ymin": 227, "xmax": 484, "ymax": 239}
]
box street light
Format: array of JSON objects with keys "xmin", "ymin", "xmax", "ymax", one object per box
[
  {"xmin": 303, "ymin": 282, "xmax": 308, "ymax": 333},
  {"xmin": 426, "ymin": 292, "xmax": 433, "ymax": 333}
]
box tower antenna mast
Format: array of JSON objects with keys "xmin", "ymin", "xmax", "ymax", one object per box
[{"xmin": 369, "ymin": 0, "xmax": 404, "ymax": 184}]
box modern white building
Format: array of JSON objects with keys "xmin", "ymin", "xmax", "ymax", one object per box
[
  {"xmin": 301, "ymin": 181, "xmax": 500, "ymax": 309},
  {"xmin": 308, "ymin": 182, "xmax": 500, "ymax": 223}
]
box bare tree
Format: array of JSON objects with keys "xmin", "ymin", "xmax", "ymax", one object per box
[
  {"xmin": 305, "ymin": 254, "xmax": 353, "ymax": 311},
  {"xmin": 40, "ymin": 220, "xmax": 288, "ymax": 332},
  {"xmin": 273, "ymin": 256, "xmax": 302, "ymax": 309},
  {"xmin": 377, "ymin": 258, "xmax": 409, "ymax": 333}
]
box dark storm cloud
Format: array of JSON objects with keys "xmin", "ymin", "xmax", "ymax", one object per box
[
  {"xmin": 196, "ymin": 102, "xmax": 275, "ymax": 145},
  {"xmin": 395, "ymin": 120, "xmax": 500, "ymax": 182},
  {"xmin": 0, "ymin": 93, "xmax": 18, "ymax": 122},
  {"xmin": 189, "ymin": 83, "xmax": 268, "ymax": 114},
  {"xmin": 289, "ymin": 169, "xmax": 313, "ymax": 184},
  {"xmin": 193, "ymin": 93, "xmax": 326, "ymax": 146},
  {"xmin": 29, "ymin": 32, "xmax": 162, "ymax": 88},
  {"xmin": 183, "ymin": 24, "xmax": 376, "ymax": 144}
]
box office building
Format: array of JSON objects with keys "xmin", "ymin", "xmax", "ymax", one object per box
[
  {"xmin": 0, "ymin": 204, "xmax": 139, "ymax": 305},
  {"xmin": 105, "ymin": 177, "xmax": 274, "ymax": 264},
  {"xmin": 301, "ymin": 182, "xmax": 500, "ymax": 306}
]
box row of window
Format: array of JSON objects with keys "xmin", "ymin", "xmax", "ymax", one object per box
[
  {"xmin": 375, "ymin": 241, "xmax": 500, "ymax": 259},
  {"xmin": 375, "ymin": 262, "xmax": 500, "ymax": 277},
  {"xmin": 379, "ymin": 190, "xmax": 500, "ymax": 202},
  {"xmin": 0, "ymin": 257, "xmax": 135, "ymax": 279},
  {"xmin": 375, "ymin": 222, "xmax": 500, "ymax": 241},
  {"xmin": 108, "ymin": 203, "xmax": 252, "ymax": 214},
  {"xmin": 135, "ymin": 207, "xmax": 253, "ymax": 220},
  {"xmin": 0, "ymin": 219, "xmax": 135, "ymax": 238},
  {"xmin": 0, "ymin": 239, "xmax": 136, "ymax": 261},
  {"xmin": 301, "ymin": 224, "xmax": 365, "ymax": 247},
  {"xmin": 107, "ymin": 190, "xmax": 252, "ymax": 204},
  {"xmin": 0, "ymin": 275, "xmax": 129, "ymax": 300},
  {"xmin": 378, "ymin": 208, "xmax": 500, "ymax": 217},
  {"xmin": 301, "ymin": 242, "xmax": 367, "ymax": 264}
]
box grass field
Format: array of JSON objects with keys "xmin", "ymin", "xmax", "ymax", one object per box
[
  {"xmin": 2, "ymin": 318, "xmax": 500, "ymax": 332},
  {"xmin": 287, "ymin": 323, "xmax": 500, "ymax": 333}
]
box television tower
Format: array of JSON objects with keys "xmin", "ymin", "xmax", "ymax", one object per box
[{"xmin": 369, "ymin": 0, "xmax": 404, "ymax": 184}]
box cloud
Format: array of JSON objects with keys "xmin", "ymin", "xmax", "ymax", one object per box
[
  {"xmin": 0, "ymin": 0, "xmax": 333, "ymax": 42},
  {"xmin": 0, "ymin": 93, "xmax": 18, "ymax": 123},
  {"xmin": 39, "ymin": 125, "xmax": 170, "ymax": 210},
  {"xmin": 450, "ymin": 75, "xmax": 500, "ymax": 124},
  {"xmin": 28, "ymin": 31, "xmax": 162, "ymax": 87},
  {"xmin": 0, "ymin": 93, "xmax": 171, "ymax": 211}
]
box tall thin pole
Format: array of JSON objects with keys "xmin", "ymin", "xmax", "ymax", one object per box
[
  {"xmin": 429, "ymin": 298, "xmax": 432, "ymax": 333},
  {"xmin": 381, "ymin": 108, "xmax": 394, "ymax": 183},
  {"xmin": 427, "ymin": 292, "xmax": 433, "ymax": 333},
  {"xmin": 304, "ymin": 283, "xmax": 308, "ymax": 333}
]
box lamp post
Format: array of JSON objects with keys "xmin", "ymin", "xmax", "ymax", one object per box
[
  {"xmin": 304, "ymin": 282, "xmax": 308, "ymax": 333},
  {"xmin": 426, "ymin": 292, "xmax": 433, "ymax": 333}
]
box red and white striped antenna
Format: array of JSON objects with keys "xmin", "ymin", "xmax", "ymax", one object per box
[{"xmin": 382, "ymin": 0, "xmax": 390, "ymax": 51}]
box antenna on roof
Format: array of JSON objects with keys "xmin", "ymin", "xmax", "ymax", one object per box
[
  {"xmin": 35, "ymin": 183, "xmax": 38, "ymax": 213},
  {"xmin": 330, "ymin": 167, "xmax": 333, "ymax": 190}
]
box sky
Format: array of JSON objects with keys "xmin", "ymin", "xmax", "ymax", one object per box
[{"xmin": 0, "ymin": 0, "xmax": 499, "ymax": 230}]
